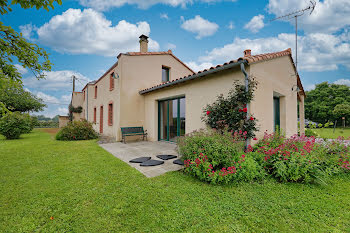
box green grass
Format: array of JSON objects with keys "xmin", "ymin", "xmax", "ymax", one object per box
[
  {"xmin": 1, "ymin": 129, "xmax": 350, "ymax": 232},
  {"xmin": 311, "ymin": 128, "xmax": 350, "ymax": 139}
]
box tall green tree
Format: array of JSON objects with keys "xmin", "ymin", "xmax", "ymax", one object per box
[
  {"xmin": 0, "ymin": 79, "xmax": 46, "ymax": 113},
  {"xmin": 0, "ymin": 0, "xmax": 61, "ymax": 84},
  {"xmin": 0, "ymin": 0, "xmax": 62, "ymax": 113},
  {"xmin": 305, "ymin": 82, "xmax": 350, "ymax": 125}
]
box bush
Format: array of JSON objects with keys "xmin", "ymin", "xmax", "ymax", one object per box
[
  {"xmin": 178, "ymin": 129, "xmax": 264, "ymax": 184},
  {"xmin": 304, "ymin": 128, "xmax": 318, "ymax": 137},
  {"xmin": 56, "ymin": 119, "xmax": 98, "ymax": 141},
  {"xmin": 202, "ymin": 79, "xmax": 258, "ymax": 139},
  {"xmin": 253, "ymin": 133, "xmax": 350, "ymax": 184},
  {"xmin": 0, "ymin": 112, "xmax": 32, "ymax": 139}
]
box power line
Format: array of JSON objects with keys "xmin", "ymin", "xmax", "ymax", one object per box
[{"xmin": 270, "ymin": 0, "xmax": 316, "ymax": 72}]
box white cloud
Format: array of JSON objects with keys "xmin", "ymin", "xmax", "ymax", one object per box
[
  {"xmin": 160, "ymin": 13, "xmax": 169, "ymax": 20},
  {"xmin": 185, "ymin": 61, "xmax": 214, "ymax": 72},
  {"xmin": 228, "ymin": 21, "xmax": 235, "ymax": 30},
  {"xmin": 14, "ymin": 64, "xmax": 28, "ymax": 75},
  {"xmin": 305, "ymin": 84, "xmax": 316, "ymax": 91},
  {"xmin": 244, "ymin": 14, "xmax": 264, "ymax": 33},
  {"xmin": 199, "ymin": 32, "xmax": 350, "ymax": 72},
  {"xmin": 35, "ymin": 91, "xmax": 60, "ymax": 104},
  {"xmin": 19, "ymin": 24, "xmax": 37, "ymax": 39},
  {"xmin": 181, "ymin": 15, "xmax": 219, "ymax": 39},
  {"xmin": 21, "ymin": 8, "xmax": 160, "ymax": 56},
  {"xmin": 23, "ymin": 70, "xmax": 89, "ymax": 91},
  {"xmin": 166, "ymin": 43, "xmax": 176, "ymax": 50},
  {"xmin": 334, "ymin": 79, "xmax": 350, "ymax": 86},
  {"xmin": 58, "ymin": 107, "xmax": 69, "ymax": 116},
  {"xmin": 267, "ymin": 0, "xmax": 350, "ymax": 33},
  {"xmin": 79, "ymin": 0, "xmax": 237, "ymax": 11}
]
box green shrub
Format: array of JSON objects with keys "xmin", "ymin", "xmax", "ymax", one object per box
[
  {"xmin": 305, "ymin": 128, "xmax": 318, "ymax": 137},
  {"xmin": 56, "ymin": 119, "xmax": 98, "ymax": 141},
  {"xmin": 0, "ymin": 112, "xmax": 32, "ymax": 139},
  {"xmin": 178, "ymin": 129, "xmax": 264, "ymax": 184}
]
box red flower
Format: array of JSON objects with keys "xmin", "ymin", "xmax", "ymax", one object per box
[
  {"xmin": 239, "ymin": 109, "xmax": 243, "ymax": 112},
  {"xmin": 243, "ymin": 108, "xmax": 248, "ymax": 113},
  {"xmin": 253, "ymin": 137, "xmax": 258, "ymax": 140},
  {"xmin": 250, "ymin": 117, "xmax": 254, "ymax": 121},
  {"xmin": 206, "ymin": 110, "xmax": 211, "ymax": 115},
  {"xmin": 50, "ymin": 216, "xmax": 54, "ymax": 220},
  {"xmin": 241, "ymin": 154, "xmax": 245, "ymax": 158}
]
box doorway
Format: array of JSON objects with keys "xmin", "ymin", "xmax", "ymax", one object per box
[
  {"xmin": 273, "ymin": 97, "xmax": 280, "ymax": 132},
  {"xmin": 158, "ymin": 97, "xmax": 185, "ymax": 142},
  {"xmin": 100, "ymin": 105, "xmax": 103, "ymax": 134}
]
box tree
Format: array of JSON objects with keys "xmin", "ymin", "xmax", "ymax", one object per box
[
  {"xmin": 305, "ymin": 82, "xmax": 350, "ymax": 124},
  {"xmin": 0, "ymin": 79, "xmax": 46, "ymax": 113},
  {"xmin": 0, "ymin": 0, "xmax": 62, "ymax": 84},
  {"xmin": 333, "ymin": 104, "xmax": 350, "ymax": 127}
]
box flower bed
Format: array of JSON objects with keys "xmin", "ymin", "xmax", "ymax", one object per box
[{"xmin": 178, "ymin": 130, "xmax": 349, "ymax": 185}]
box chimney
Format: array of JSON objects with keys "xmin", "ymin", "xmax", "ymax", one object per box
[
  {"xmin": 244, "ymin": 49, "xmax": 251, "ymax": 57},
  {"xmin": 139, "ymin": 34, "xmax": 149, "ymax": 53}
]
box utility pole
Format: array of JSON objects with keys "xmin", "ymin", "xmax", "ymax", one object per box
[
  {"xmin": 270, "ymin": 0, "xmax": 316, "ymax": 71},
  {"xmin": 72, "ymin": 75, "xmax": 76, "ymax": 92}
]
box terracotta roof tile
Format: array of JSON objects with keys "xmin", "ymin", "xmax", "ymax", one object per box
[{"xmin": 139, "ymin": 48, "xmax": 305, "ymax": 96}]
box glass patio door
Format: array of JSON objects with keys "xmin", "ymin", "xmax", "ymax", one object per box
[{"xmin": 158, "ymin": 97, "xmax": 185, "ymax": 142}]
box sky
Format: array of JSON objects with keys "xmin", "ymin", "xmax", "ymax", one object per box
[{"xmin": 4, "ymin": 0, "xmax": 350, "ymax": 117}]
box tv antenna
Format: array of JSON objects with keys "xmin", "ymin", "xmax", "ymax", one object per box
[{"xmin": 270, "ymin": 0, "xmax": 316, "ymax": 71}]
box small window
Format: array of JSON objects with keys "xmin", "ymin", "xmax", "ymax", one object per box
[
  {"xmin": 93, "ymin": 107, "xmax": 97, "ymax": 123},
  {"xmin": 110, "ymin": 72, "xmax": 115, "ymax": 90},
  {"xmin": 94, "ymin": 86, "xmax": 97, "ymax": 98},
  {"xmin": 162, "ymin": 66, "xmax": 170, "ymax": 82},
  {"xmin": 108, "ymin": 103, "xmax": 113, "ymax": 126}
]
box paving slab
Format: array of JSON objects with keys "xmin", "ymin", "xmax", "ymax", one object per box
[{"xmin": 99, "ymin": 141, "xmax": 183, "ymax": 178}]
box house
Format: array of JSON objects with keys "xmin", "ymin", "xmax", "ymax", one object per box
[{"xmin": 70, "ymin": 34, "xmax": 305, "ymax": 142}]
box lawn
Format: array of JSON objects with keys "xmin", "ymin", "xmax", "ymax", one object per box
[
  {"xmin": 1, "ymin": 129, "xmax": 350, "ymax": 232},
  {"xmin": 311, "ymin": 128, "xmax": 350, "ymax": 139}
]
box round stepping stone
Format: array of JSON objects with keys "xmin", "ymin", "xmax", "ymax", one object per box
[
  {"xmin": 129, "ymin": 157, "xmax": 151, "ymax": 163},
  {"xmin": 156, "ymin": 155, "xmax": 177, "ymax": 160},
  {"xmin": 140, "ymin": 160, "xmax": 164, "ymax": 166},
  {"xmin": 173, "ymin": 159, "xmax": 184, "ymax": 165}
]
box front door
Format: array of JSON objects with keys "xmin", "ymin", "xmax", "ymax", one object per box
[
  {"xmin": 158, "ymin": 97, "xmax": 185, "ymax": 142},
  {"xmin": 100, "ymin": 106, "xmax": 103, "ymax": 134}
]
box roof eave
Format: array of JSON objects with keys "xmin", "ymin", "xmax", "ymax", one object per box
[{"xmin": 139, "ymin": 59, "xmax": 247, "ymax": 95}]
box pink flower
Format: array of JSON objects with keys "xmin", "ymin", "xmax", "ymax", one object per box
[
  {"xmin": 241, "ymin": 154, "xmax": 245, "ymax": 158},
  {"xmin": 206, "ymin": 110, "xmax": 211, "ymax": 115}
]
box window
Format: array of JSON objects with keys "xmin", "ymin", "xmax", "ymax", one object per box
[
  {"xmin": 108, "ymin": 103, "xmax": 113, "ymax": 126},
  {"xmin": 93, "ymin": 107, "xmax": 97, "ymax": 123},
  {"xmin": 94, "ymin": 86, "xmax": 97, "ymax": 98},
  {"xmin": 162, "ymin": 66, "xmax": 170, "ymax": 82},
  {"xmin": 110, "ymin": 72, "xmax": 115, "ymax": 90}
]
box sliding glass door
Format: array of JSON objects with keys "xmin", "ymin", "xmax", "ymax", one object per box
[{"xmin": 158, "ymin": 97, "xmax": 185, "ymax": 142}]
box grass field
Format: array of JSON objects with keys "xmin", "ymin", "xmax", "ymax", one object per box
[
  {"xmin": 311, "ymin": 128, "xmax": 350, "ymax": 139},
  {"xmin": 1, "ymin": 129, "xmax": 350, "ymax": 232}
]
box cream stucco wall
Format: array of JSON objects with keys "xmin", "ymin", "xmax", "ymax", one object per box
[
  {"xmin": 118, "ymin": 54, "xmax": 193, "ymax": 141},
  {"xmin": 143, "ymin": 67, "xmax": 245, "ymax": 141},
  {"xmin": 249, "ymin": 56, "xmax": 298, "ymax": 138},
  {"xmin": 142, "ymin": 56, "xmax": 300, "ymax": 142},
  {"xmin": 71, "ymin": 92, "xmax": 84, "ymax": 121},
  {"xmin": 81, "ymin": 65, "xmax": 121, "ymax": 139}
]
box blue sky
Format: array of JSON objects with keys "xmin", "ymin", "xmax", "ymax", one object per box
[{"xmin": 4, "ymin": 0, "xmax": 350, "ymax": 117}]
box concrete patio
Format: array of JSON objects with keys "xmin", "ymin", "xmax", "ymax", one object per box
[{"xmin": 99, "ymin": 141, "xmax": 183, "ymax": 178}]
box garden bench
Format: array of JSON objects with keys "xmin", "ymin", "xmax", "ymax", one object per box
[{"xmin": 121, "ymin": 127, "xmax": 147, "ymax": 143}]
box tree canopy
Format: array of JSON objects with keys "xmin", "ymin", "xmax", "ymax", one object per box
[
  {"xmin": 0, "ymin": 79, "xmax": 46, "ymax": 113},
  {"xmin": 305, "ymin": 82, "xmax": 350, "ymax": 125}
]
